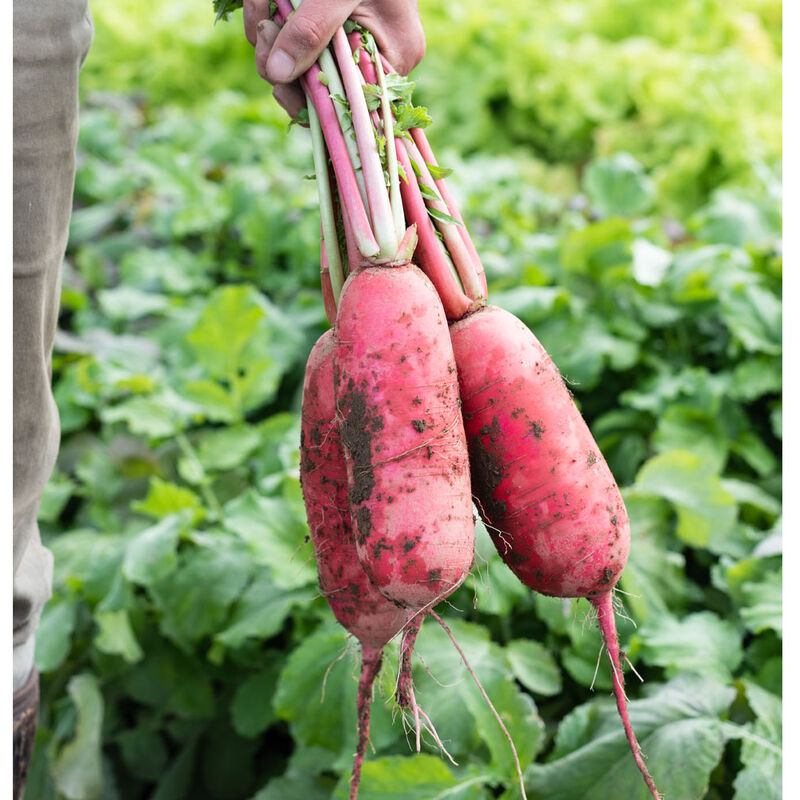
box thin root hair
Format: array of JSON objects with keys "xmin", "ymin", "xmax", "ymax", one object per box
[{"xmin": 321, "ymin": 638, "xmax": 352, "ymax": 704}]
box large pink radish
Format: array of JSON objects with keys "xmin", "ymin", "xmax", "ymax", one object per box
[
  {"xmin": 333, "ymin": 263, "xmax": 475, "ymax": 612},
  {"xmin": 450, "ymin": 304, "xmax": 660, "ymax": 799},
  {"xmin": 300, "ymin": 330, "xmax": 414, "ymax": 799}
]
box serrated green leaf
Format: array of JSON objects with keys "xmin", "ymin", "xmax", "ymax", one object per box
[
  {"xmin": 634, "ymin": 449, "xmax": 737, "ymax": 548},
  {"xmin": 525, "ymin": 674, "xmax": 735, "ymax": 800},
  {"xmin": 740, "ymin": 571, "xmax": 782, "ymax": 636},
  {"xmin": 637, "ymin": 612, "xmax": 743, "ymax": 681},
  {"xmin": 132, "ymin": 477, "xmax": 205, "ymax": 523},
  {"xmin": 393, "ymin": 103, "xmax": 432, "ymax": 133},
  {"xmin": 732, "ymin": 681, "xmax": 782, "ymax": 800}
]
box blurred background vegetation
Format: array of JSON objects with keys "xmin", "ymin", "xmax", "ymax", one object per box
[{"xmin": 26, "ymin": 1, "xmax": 781, "ymax": 799}]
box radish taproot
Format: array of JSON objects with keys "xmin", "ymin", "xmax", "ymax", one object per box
[{"xmin": 450, "ymin": 304, "xmax": 660, "ymax": 799}]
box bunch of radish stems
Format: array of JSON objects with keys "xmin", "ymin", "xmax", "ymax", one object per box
[{"xmin": 278, "ymin": 1, "xmax": 661, "ymax": 798}]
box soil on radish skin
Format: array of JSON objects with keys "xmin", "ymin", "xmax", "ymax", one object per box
[
  {"xmin": 339, "ymin": 382, "xmax": 379, "ymax": 507},
  {"xmin": 469, "ymin": 434, "xmax": 507, "ymax": 520}
]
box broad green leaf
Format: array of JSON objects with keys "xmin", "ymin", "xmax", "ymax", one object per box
[
  {"xmin": 96, "ymin": 286, "xmax": 169, "ymax": 320},
  {"xmin": 637, "ymin": 612, "xmax": 743, "ymax": 681},
  {"xmin": 740, "ymin": 572, "xmax": 782, "ymax": 636},
  {"xmin": 732, "ymin": 681, "xmax": 782, "ymax": 800},
  {"xmin": 334, "ymin": 756, "xmax": 488, "ymax": 800},
  {"xmin": 196, "ymin": 424, "xmax": 261, "ymax": 471},
  {"xmin": 693, "ymin": 190, "xmax": 780, "ymax": 249},
  {"xmin": 619, "ymin": 492, "xmax": 689, "ymax": 623},
  {"xmin": 719, "ymin": 283, "xmax": 782, "ymax": 355},
  {"xmin": 223, "ymin": 489, "xmax": 316, "ymax": 589},
  {"xmin": 149, "ymin": 544, "xmax": 252, "ymax": 651},
  {"xmin": 273, "ymin": 624, "xmax": 397, "ymax": 765},
  {"xmin": 412, "ymin": 620, "xmax": 544, "ymax": 773},
  {"xmin": 93, "ymin": 609, "xmax": 144, "ymax": 663},
  {"xmin": 53, "ymin": 674, "xmax": 104, "ymax": 800},
  {"xmin": 215, "ymin": 570, "xmax": 313, "ymax": 649},
  {"xmin": 122, "ymin": 512, "xmax": 190, "ymax": 586},
  {"xmin": 181, "ymin": 379, "xmax": 238, "ymax": 423},
  {"xmin": 634, "ymin": 449, "xmax": 737, "ymax": 548},
  {"xmin": 729, "ymin": 430, "xmax": 779, "ymax": 478},
  {"xmin": 102, "ymin": 396, "xmax": 181, "ymax": 439},
  {"xmin": 186, "ymin": 285, "xmax": 265, "ymax": 379},
  {"xmin": 35, "ymin": 598, "xmax": 78, "ymax": 673},
  {"xmin": 730, "ymin": 357, "xmax": 781, "ymax": 402},
  {"xmin": 48, "ymin": 529, "xmax": 125, "ymax": 603},
  {"xmin": 118, "ymin": 246, "xmax": 214, "ymax": 294},
  {"xmin": 465, "ymin": 556, "xmax": 530, "ymax": 617},
  {"xmin": 38, "ymin": 470, "xmax": 77, "ymax": 523},
  {"xmin": 131, "ymin": 477, "xmax": 206, "ymax": 524},
  {"xmin": 524, "ymin": 674, "xmax": 736, "ymax": 800},
  {"xmin": 583, "ymin": 153, "xmax": 654, "ymax": 218},
  {"xmin": 720, "ymin": 478, "xmax": 780, "ymax": 518},
  {"xmin": 651, "ymin": 405, "xmax": 729, "ymax": 473},
  {"xmin": 230, "ymin": 655, "xmax": 283, "ymax": 737}
]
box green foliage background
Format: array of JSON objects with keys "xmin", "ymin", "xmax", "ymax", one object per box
[{"xmin": 27, "ymin": 1, "xmax": 781, "ymax": 799}]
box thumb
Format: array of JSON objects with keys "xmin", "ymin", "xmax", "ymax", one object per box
[{"xmin": 266, "ymin": 0, "xmax": 359, "ymax": 84}]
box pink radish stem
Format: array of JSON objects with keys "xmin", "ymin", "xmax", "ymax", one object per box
[
  {"xmin": 308, "ymin": 103, "xmax": 346, "ymax": 303},
  {"xmin": 402, "ymin": 136, "xmax": 484, "ymax": 302},
  {"xmin": 591, "ymin": 593, "xmax": 661, "ymax": 800},
  {"xmin": 410, "ymin": 127, "xmax": 488, "ymax": 296},
  {"xmin": 332, "ymin": 28, "xmax": 398, "ymax": 259},
  {"xmin": 273, "ymin": 0, "xmax": 378, "ymax": 258}
]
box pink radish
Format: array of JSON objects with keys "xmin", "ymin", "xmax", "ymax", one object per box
[
  {"xmin": 333, "ymin": 262, "xmax": 475, "ymax": 611},
  {"xmin": 449, "ymin": 304, "xmax": 660, "ymax": 799},
  {"xmin": 300, "ymin": 330, "xmax": 416, "ymax": 799}
]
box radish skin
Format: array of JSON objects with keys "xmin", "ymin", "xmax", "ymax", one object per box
[
  {"xmin": 450, "ymin": 305, "xmax": 660, "ymax": 799},
  {"xmin": 334, "ymin": 264, "xmax": 475, "ymax": 611},
  {"xmin": 301, "ymin": 331, "xmax": 415, "ymax": 799}
]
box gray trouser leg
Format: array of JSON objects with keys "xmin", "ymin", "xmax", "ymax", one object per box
[{"xmin": 13, "ymin": 0, "xmax": 93, "ymax": 691}]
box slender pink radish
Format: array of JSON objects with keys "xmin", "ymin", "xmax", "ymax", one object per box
[
  {"xmin": 449, "ymin": 304, "xmax": 660, "ymax": 799},
  {"xmin": 301, "ymin": 330, "xmax": 419, "ymax": 800}
]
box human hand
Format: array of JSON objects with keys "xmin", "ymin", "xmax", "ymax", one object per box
[{"xmin": 243, "ymin": 0, "xmax": 425, "ymax": 119}]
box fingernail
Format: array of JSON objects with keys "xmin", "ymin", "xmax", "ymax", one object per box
[
  {"xmin": 267, "ymin": 48, "xmax": 295, "ymax": 83},
  {"xmin": 257, "ymin": 20, "xmax": 267, "ymax": 35}
]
